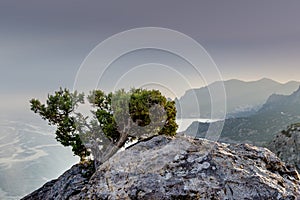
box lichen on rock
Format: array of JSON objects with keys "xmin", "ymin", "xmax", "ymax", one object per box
[{"xmin": 23, "ymin": 135, "xmax": 300, "ymax": 199}]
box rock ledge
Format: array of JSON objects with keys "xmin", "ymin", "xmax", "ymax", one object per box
[{"xmin": 23, "ymin": 136, "xmax": 300, "ymax": 199}]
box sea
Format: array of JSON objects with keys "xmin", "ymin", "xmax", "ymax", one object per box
[{"xmin": 176, "ymin": 118, "xmax": 215, "ymax": 132}]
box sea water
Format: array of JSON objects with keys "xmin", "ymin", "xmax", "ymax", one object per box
[{"xmin": 176, "ymin": 118, "xmax": 217, "ymax": 132}]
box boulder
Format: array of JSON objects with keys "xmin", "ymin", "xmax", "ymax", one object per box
[{"xmin": 23, "ymin": 136, "xmax": 300, "ymax": 199}]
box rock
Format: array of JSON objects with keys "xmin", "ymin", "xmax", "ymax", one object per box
[
  {"xmin": 21, "ymin": 161, "xmax": 95, "ymax": 200},
  {"xmin": 23, "ymin": 136, "xmax": 300, "ymax": 199},
  {"xmin": 268, "ymin": 123, "xmax": 300, "ymax": 171}
]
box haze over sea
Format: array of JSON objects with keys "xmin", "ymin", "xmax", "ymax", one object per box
[
  {"xmin": 176, "ymin": 118, "xmax": 217, "ymax": 132},
  {"xmin": 0, "ymin": 115, "xmax": 79, "ymax": 200}
]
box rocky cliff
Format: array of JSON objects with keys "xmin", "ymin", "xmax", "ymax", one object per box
[
  {"xmin": 269, "ymin": 123, "xmax": 300, "ymax": 171},
  {"xmin": 22, "ymin": 135, "xmax": 300, "ymax": 199}
]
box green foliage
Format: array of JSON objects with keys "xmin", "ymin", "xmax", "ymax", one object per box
[
  {"xmin": 88, "ymin": 88, "xmax": 178, "ymax": 147},
  {"xmin": 129, "ymin": 88, "xmax": 177, "ymax": 137},
  {"xmin": 30, "ymin": 88, "xmax": 89, "ymax": 161},
  {"xmin": 30, "ymin": 88, "xmax": 178, "ymax": 162}
]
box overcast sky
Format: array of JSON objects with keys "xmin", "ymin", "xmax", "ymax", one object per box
[{"xmin": 1, "ymin": 0, "xmax": 300, "ymax": 116}]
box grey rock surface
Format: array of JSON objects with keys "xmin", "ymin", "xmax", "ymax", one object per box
[
  {"xmin": 23, "ymin": 136, "xmax": 300, "ymax": 199},
  {"xmin": 269, "ymin": 123, "xmax": 300, "ymax": 171}
]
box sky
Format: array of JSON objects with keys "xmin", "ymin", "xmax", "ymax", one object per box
[{"xmin": 1, "ymin": 0, "xmax": 300, "ymax": 116}]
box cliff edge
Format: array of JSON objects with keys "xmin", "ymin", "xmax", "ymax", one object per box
[{"xmin": 22, "ymin": 135, "xmax": 300, "ymax": 199}]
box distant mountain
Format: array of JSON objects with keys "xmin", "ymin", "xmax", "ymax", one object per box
[
  {"xmin": 184, "ymin": 86, "xmax": 300, "ymax": 146},
  {"xmin": 177, "ymin": 78, "xmax": 300, "ymax": 118}
]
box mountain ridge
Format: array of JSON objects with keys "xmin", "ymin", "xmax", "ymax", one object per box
[
  {"xmin": 184, "ymin": 85, "xmax": 300, "ymax": 145},
  {"xmin": 177, "ymin": 78, "xmax": 300, "ymax": 118}
]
